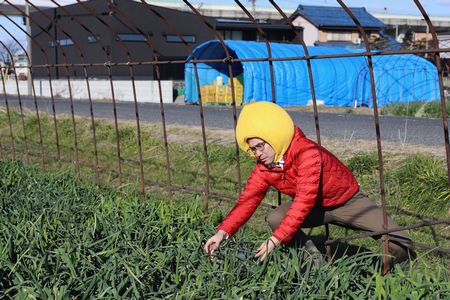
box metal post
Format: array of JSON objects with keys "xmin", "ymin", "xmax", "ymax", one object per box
[
  {"xmin": 425, "ymin": 23, "xmax": 429, "ymax": 58},
  {"xmin": 395, "ymin": 25, "xmax": 398, "ymax": 42},
  {"xmin": 25, "ymin": 2, "xmax": 32, "ymax": 95}
]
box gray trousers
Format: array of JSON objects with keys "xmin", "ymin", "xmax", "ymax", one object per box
[{"xmin": 266, "ymin": 191, "xmax": 416, "ymax": 263}]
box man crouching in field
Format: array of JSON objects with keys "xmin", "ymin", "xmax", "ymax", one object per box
[{"xmin": 204, "ymin": 101, "xmax": 416, "ymax": 265}]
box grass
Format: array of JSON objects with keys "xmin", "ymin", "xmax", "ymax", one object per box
[
  {"xmin": 0, "ymin": 109, "xmax": 449, "ymax": 269},
  {"xmin": 0, "ymin": 110, "xmax": 252, "ymax": 196},
  {"xmin": 283, "ymin": 99, "xmax": 450, "ymax": 119},
  {"xmin": 0, "ymin": 159, "xmax": 449, "ymax": 298},
  {"xmin": 380, "ymin": 100, "xmax": 450, "ymax": 118}
]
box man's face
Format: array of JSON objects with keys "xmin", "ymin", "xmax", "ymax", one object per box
[{"xmin": 247, "ymin": 138, "xmax": 276, "ymax": 166}]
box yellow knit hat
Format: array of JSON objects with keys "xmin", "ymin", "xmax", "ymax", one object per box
[{"xmin": 236, "ymin": 101, "xmax": 295, "ymax": 163}]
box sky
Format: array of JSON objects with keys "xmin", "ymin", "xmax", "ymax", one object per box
[
  {"xmin": 1, "ymin": 0, "xmax": 450, "ymax": 53},
  {"xmin": 166, "ymin": 0, "xmax": 450, "ymax": 16}
]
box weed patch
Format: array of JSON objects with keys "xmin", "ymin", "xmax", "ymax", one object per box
[{"xmin": 381, "ymin": 100, "xmax": 450, "ymax": 118}]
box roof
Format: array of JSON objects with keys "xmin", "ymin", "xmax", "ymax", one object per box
[
  {"xmin": 292, "ymin": 4, "xmax": 385, "ymax": 29},
  {"xmin": 313, "ymin": 40, "xmax": 364, "ymax": 49},
  {"xmin": 214, "ymin": 18, "xmax": 298, "ymax": 31}
]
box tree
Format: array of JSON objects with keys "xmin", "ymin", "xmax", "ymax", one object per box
[
  {"xmin": 0, "ymin": 39, "xmax": 22, "ymax": 65},
  {"xmin": 0, "ymin": 40, "xmax": 23, "ymax": 76}
]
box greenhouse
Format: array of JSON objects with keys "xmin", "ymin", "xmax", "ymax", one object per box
[{"xmin": 184, "ymin": 40, "xmax": 440, "ymax": 107}]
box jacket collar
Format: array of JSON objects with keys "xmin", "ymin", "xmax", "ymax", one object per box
[{"xmin": 266, "ymin": 156, "xmax": 285, "ymax": 170}]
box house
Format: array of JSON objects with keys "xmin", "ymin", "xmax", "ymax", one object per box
[
  {"xmin": 437, "ymin": 31, "xmax": 450, "ymax": 76},
  {"xmin": 374, "ymin": 13, "xmax": 450, "ymax": 45},
  {"xmin": 30, "ymin": 0, "xmax": 301, "ymax": 80},
  {"xmin": 289, "ymin": 4, "xmax": 385, "ymax": 47},
  {"xmin": 214, "ymin": 18, "xmax": 297, "ymax": 43}
]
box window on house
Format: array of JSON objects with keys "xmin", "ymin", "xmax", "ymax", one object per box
[
  {"xmin": 87, "ymin": 35, "xmax": 100, "ymax": 43},
  {"xmin": 117, "ymin": 33, "xmax": 147, "ymax": 42},
  {"xmin": 327, "ymin": 32, "xmax": 352, "ymax": 41},
  {"xmin": 49, "ymin": 38, "xmax": 74, "ymax": 48},
  {"xmin": 218, "ymin": 30, "xmax": 243, "ymax": 40},
  {"xmin": 165, "ymin": 34, "xmax": 196, "ymax": 43}
]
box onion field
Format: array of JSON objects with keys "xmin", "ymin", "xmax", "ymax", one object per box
[{"xmin": 0, "ymin": 159, "xmax": 449, "ymax": 298}]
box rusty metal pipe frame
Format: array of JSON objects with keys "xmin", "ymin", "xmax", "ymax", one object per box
[
  {"xmin": 143, "ymin": 0, "xmax": 211, "ymax": 210},
  {"xmin": 234, "ymin": 0, "xmax": 276, "ymax": 103},
  {"xmin": 105, "ymin": 0, "xmax": 146, "ymax": 196},
  {"xmin": 73, "ymin": 0, "xmax": 146, "ymax": 195},
  {"xmin": 0, "ymin": 58, "xmax": 31, "ymax": 165},
  {"xmin": 143, "ymin": 0, "xmax": 213, "ymax": 210},
  {"xmin": 413, "ymin": 0, "xmax": 450, "ymax": 186},
  {"xmin": 0, "ymin": 0, "xmax": 448, "ymax": 260},
  {"xmin": 23, "ymin": 45, "xmax": 450, "ymax": 68},
  {"xmin": 233, "ymin": 0, "xmax": 285, "ymax": 207},
  {"xmin": 3, "ymin": 2, "xmax": 49, "ymax": 169},
  {"xmin": 106, "ymin": 0, "xmax": 173, "ymax": 199},
  {"xmin": 25, "ymin": 0, "xmax": 81, "ymax": 175},
  {"xmin": 170, "ymin": 0, "xmax": 242, "ymax": 193},
  {"xmin": 268, "ymin": 0, "xmax": 322, "ymax": 145},
  {"xmin": 0, "ymin": 68, "xmax": 16, "ymax": 160},
  {"xmin": 182, "ymin": 0, "xmax": 231, "ymax": 212},
  {"xmin": 50, "ymin": 0, "xmax": 124, "ymax": 185},
  {"xmin": 268, "ymin": 0, "xmax": 333, "ymax": 260},
  {"xmin": 337, "ymin": 0, "xmax": 390, "ymax": 274},
  {"xmin": 0, "ymin": 25, "xmax": 30, "ymax": 163},
  {"xmin": 139, "ymin": 1, "xmax": 205, "ymax": 199},
  {"xmin": 30, "ymin": 0, "xmax": 101, "ymax": 183},
  {"xmin": 8, "ymin": 0, "xmax": 80, "ymax": 176},
  {"xmin": 0, "ymin": 12, "xmax": 62, "ymax": 163},
  {"xmin": 0, "ymin": 139, "xmax": 447, "ymax": 255}
]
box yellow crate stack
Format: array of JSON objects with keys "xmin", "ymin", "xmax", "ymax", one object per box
[
  {"xmin": 199, "ymin": 85, "xmax": 215, "ymax": 104},
  {"xmin": 199, "ymin": 75, "xmax": 244, "ymax": 105},
  {"xmin": 215, "ymin": 84, "xmax": 226, "ymax": 103},
  {"xmin": 228, "ymin": 76, "xmax": 244, "ymax": 105}
]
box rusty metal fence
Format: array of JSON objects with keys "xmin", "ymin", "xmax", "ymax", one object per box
[{"xmin": 0, "ymin": 0, "xmax": 449, "ymax": 274}]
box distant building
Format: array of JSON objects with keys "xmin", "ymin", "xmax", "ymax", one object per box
[
  {"xmin": 0, "ymin": 53, "xmax": 27, "ymax": 79},
  {"xmin": 289, "ymin": 4, "xmax": 385, "ymax": 47},
  {"xmin": 30, "ymin": 0, "xmax": 300, "ymax": 80},
  {"xmin": 12, "ymin": 53, "xmax": 28, "ymax": 79},
  {"xmin": 437, "ymin": 31, "xmax": 450, "ymax": 76},
  {"xmin": 374, "ymin": 13, "xmax": 450, "ymax": 44},
  {"xmin": 438, "ymin": 32, "xmax": 450, "ymax": 58}
]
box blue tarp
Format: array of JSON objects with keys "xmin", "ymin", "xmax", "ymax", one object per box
[{"xmin": 185, "ymin": 40, "xmax": 440, "ymax": 107}]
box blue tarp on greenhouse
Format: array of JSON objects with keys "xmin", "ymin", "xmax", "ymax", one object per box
[{"xmin": 184, "ymin": 40, "xmax": 440, "ymax": 107}]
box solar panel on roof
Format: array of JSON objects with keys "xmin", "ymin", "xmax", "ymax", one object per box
[{"xmin": 298, "ymin": 5, "xmax": 385, "ymax": 28}]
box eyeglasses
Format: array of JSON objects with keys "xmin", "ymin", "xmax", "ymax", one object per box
[{"xmin": 247, "ymin": 141, "xmax": 266, "ymax": 154}]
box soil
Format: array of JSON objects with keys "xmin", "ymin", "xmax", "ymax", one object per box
[{"xmin": 142, "ymin": 123, "xmax": 447, "ymax": 160}]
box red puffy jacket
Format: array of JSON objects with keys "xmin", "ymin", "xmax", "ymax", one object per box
[{"xmin": 217, "ymin": 126, "xmax": 359, "ymax": 244}]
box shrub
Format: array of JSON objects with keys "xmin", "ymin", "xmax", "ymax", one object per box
[
  {"xmin": 380, "ymin": 100, "xmax": 450, "ymax": 118},
  {"xmin": 380, "ymin": 102, "xmax": 424, "ymax": 116},
  {"xmin": 346, "ymin": 152, "xmax": 379, "ymax": 176},
  {"xmin": 387, "ymin": 154, "xmax": 450, "ymax": 216},
  {"xmin": 423, "ymin": 100, "xmax": 450, "ymax": 118}
]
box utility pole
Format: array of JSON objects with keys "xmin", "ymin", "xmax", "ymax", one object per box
[{"xmin": 249, "ymin": 0, "xmax": 256, "ymax": 16}]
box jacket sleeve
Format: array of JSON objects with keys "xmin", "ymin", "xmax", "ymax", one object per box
[
  {"xmin": 272, "ymin": 149, "xmax": 322, "ymax": 244},
  {"xmin": 217, "ymin": 166, "xmax": 270, "ymax": 238}
]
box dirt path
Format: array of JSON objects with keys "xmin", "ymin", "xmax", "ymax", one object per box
[{"xmin": 141, "ymin": 123, "xmax": 447, "ymax": 161}]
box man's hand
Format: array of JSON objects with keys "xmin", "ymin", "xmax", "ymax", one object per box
[
  {"xmin": 204, "ymin": 230, "xmax": 228, "ymax": 255},
  {"xmin": 254, "ymin": 236, "xmax": 280, "ymax": 261}
]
